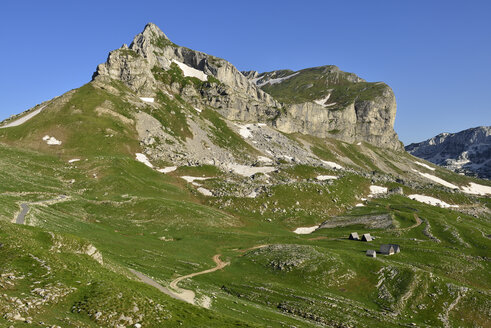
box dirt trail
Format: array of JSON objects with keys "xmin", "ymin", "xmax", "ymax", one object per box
[
  {"xmin": 410, "ymin": 214, "xmax": 422, "ymax": 229},
  {"xmin": 168, "ymin": 254, "xmax": 229, "ymax": 308},
  {"xmin": 394, "ymin": 213, "xmax": 422, "ymax": 232},
  {"xmin": 14, "ymin": 195, "xmax": 68, "ymax": 224},
  {"xmin": 236, "ymin": 244, "xmax": 269, "ymax": 254},
  {"xmin": 128, "ymin": 269, "xmax": 187, "ymax": 302}
]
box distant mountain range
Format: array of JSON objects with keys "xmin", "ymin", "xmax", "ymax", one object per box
[{"xmin": 406, "ymin": 126, "xmax": 491, "ymax": 179}]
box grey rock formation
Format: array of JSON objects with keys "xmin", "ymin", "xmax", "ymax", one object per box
[
  {"xmin": 93, "ymin": 23, "xmax": 402, "ymax": 150},
  {"xmin": 93, "ymin": 23, "xmax": 281, "ymax": 121},
  {"xmin": 406, "ymin": 126, "xmax": 491, "ymax": 179},
  {"xmin": 273, "ymin": 87, "xmax": 401, "ymax": 150},
  {"xmin": 248, "ymin": 67, "xmax": 402, "ymax": 150},
  {"xmin": 354, "ymin": 85, "xmax": 400, "ymax": 150},
  {"xmin": 317, "ymin": 213, "xmax": 394, "ymax": 230}
]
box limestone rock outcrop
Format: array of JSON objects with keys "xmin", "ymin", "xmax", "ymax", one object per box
[{"xmin": 93, "ymin": 23, "xmax": 402, "ymax": 150}]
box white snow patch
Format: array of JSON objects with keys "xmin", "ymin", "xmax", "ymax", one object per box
[
  {"xmin": 257, "ymin": 156, "xmax": 273, "ymax": 163},
  {"xmin": 316, "ymin": 175, "xmax": 338, "ymax": 181},
  {"xmin": 293, "ymin": 225, "xmax": 319, "ymax": 234},
  {"xmin": 197, "ymin": 187, "xmax": 213, "ymax": 196},
  {"xmin": 227, "ymin": 164, "xmax": 276, "ymax": 177},
  {"xmin": 408, "ymin": 194, "xmax": 459, "ymax": 208},
  {"xmin": 357, "ymin": 142, "xmax": 362, "ymax": 146},
  {"xmin": 194, "ymin": 107, "xmax": 202, "ymax": 113},
  {"xmin": 281, "ymin": 155, "xmax": 294, "ymax": 162},
  {"xmin": 181, "ymin": 176, "xmax": 210, "ymax": 186},
  {"xmin": 355, "ymin": 203, "xmax": 365, "ymax": 207},
  {"xmin": 139, "ymin": 97, "xmax": 154, "ymax": 103},
  {"xmin": 257, "ymin": 123, "xmax": 267, "ymax": 127},
  {"xmin": 42, "ymin": 135, "xmax": 62, "ymax": 145},
  {"xmin": 158, "ymin": 166, "xmax": 177, "ymax": 174},
  {"xmin": 237, "ymin": 124, "xmax": 253, "ymax": 139},
  {"xmin": 257, "ymin": 72, "xmax": 299, "ymax": 87},
  {"xmin": 171, "ymin": 59, "xmax": 208, "ymax": 81},
  {"xmin": 460, "ymin": 182, "xmax": 491, "ymax": 195},
  {"xmin": 68, "ymin": 159, "xmax": 80, "ymax": 163},
  {"xmin": 135, "ymin": 153, "xmax": 153, "ymax": 168},
  {"xmin": 414, "ymin": 161, "xmax": 435, "ymax": 171},
  {"xmin": 369, "ymin": 185, "xmax": 387, "ymax": 197},
  {"xmin": 412, "ymin": 169, "xmax": 459, "ymax": 189},
  {"xmin": 321, "ymin": 160, "xmax": 343, "ymax": 170},
  {"xmin": 314, "ymin": 94, "xmax": 331, "ymax": 106},
  {"xmin": 247, "ymin": 191, "xmax": 257, "ymax": 198},
  {"xmin": 1, "ymin": 106, "xmax": 46, "ymax": 128}
]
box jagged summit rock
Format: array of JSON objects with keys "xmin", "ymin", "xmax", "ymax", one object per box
[
  {"xmin": 406, "ymin": 126, "xmax": 491, "ymax": 179},
  {"xmin": 92, "ymin": 22, "xmax": 402, "ymax": 150},
  {"xmin": 140, "ymin": 22, "xmax": 169, "ymax": 41}
]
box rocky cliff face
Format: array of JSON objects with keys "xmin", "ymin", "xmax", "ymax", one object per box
[
  {"xmin": 93, "ymin": 23, "xmax": 402, "ymax": 150},
  {"xmin": 246, "ymin": 66, "xmax": 402, "ymax": 150},
  {"xmin": 406, "ymin": 126, "xmax": 491, "ymax": 179}
]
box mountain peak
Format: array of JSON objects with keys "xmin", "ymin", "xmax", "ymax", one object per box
[{"xmin": 141, "ymin": 22, "xmax": 169, "ymax": 40}]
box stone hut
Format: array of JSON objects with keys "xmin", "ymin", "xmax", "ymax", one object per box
[
  {"xmin": 389, "ymin": 244, "xmax": 401, "ymax": 253},
  {"xmin": 380, "ymin": 244, "xmax": 395, "ymax": 255},
  {"xmin": 366, "ymin": 249, "xmax": 376, "ymax": 257},
  {"xmin": 349, "ymin": 232, "xmax": 359, "ymax": 240},
  {"xmin": 361, "ymin": 233, "xmax": 373, "ymax": 242}
]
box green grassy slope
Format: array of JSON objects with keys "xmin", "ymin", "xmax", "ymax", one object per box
[
  {"xmin": 0, "ymin": 141, "xmax": 489, "ymax": 327},
  {"xmin": 258, "ymin": 66, "xmax": 389, "ymax": 109},
  {"xmin": 0, "ymin": 72, "xmax": 489, "ymax": 327}
]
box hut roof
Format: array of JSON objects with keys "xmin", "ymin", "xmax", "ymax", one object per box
[
  {"xmin": 349, "ymin": 232, "xmax": 359, "ymax": 240},
  {"xmin": 366, "ymin": 249, "xmax": 376, "ymax": 257},
  {"xmin": 389, "ymin": 244, "xmax": 401, "ymax": 253},
  {"xmin": 380, "ymin": 244, "xmax": 395, "ymax": 255},
  {"xmin": 361, "ymin": 233, "xmax": 372, "ymax": 241}
]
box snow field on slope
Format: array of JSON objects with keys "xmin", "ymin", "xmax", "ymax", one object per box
[
  {"xmin": 412, "ymin": 169, "xmax": 459, "ymax": 189},
  {"xmin": 135, "ymin": 153, "xmax": 154, "ymax": 168},
  {"xmin": 320, "ymin": 160, "xmax": 343, "ymax": 170},
  {"xmin": 171, "ymin": 59, "xmax": 208, "ymax": 81},
  {"xmin": 293, "ymin": 225, "xmax": 319, "ymax": 234},
  {"xmin": 1, "ymin": 106, "xmax": 46, "ymax": 128},
  {"xmin": 414, "ymin": 161, "xmax": 435, "ymax": 171},
  {"xmin": 316, "ymin": 175, "xmax": 338, "ymax": 181},
  {"xmin": 42, "ymin": 135, "xmax": 62, "ymax": 145},
  {"xmin": 408, "ymin": 194, "xmax": 458, "ymax": 208},
  {"xmin": 257, "ymin": 72, "xmax": 299, "ymax": 87}
]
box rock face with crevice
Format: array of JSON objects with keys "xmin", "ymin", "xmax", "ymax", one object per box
[{"xmin": 92, "ymin": 22, "xmax": 402, "ymax": 150}]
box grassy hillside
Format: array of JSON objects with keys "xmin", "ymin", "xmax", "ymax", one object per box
[
  {"xmin": 0, "ymin": 69, "xmax": 489, "ymax": 326},
  {"xmin": 258, "ymin": 66, "xmax": 388, "ymax": 109},
  {"xmin": 0, "ymin": 139, "xmax": 489, "ymax": 326}
]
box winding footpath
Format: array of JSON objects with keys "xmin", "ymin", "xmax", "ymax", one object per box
[
  {"xmin": 13, "ymin": 195, "xmax": 228, "ymax": 309},
  {"xmin": 402, "ymin": 213, "xmax": 422, "ymax": 231},
  {"xmin": 131, "ymin": 254, "xmax": 229, "ymax": 309},
  {"xmin": 14, "ymin": 195, "xmax": 68, "ymax": 225},
  {"xmin": 168, "ymin": 254, "xmax": 229, "ymax": 308},
  {"xmin": 128, "ymin": 269, "xmax": 187, "ymax": 302}
]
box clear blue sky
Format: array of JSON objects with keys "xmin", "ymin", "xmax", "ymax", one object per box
[{"xmin": 1, "ymin": 0, "xmax": 490, "ymax": 144}]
